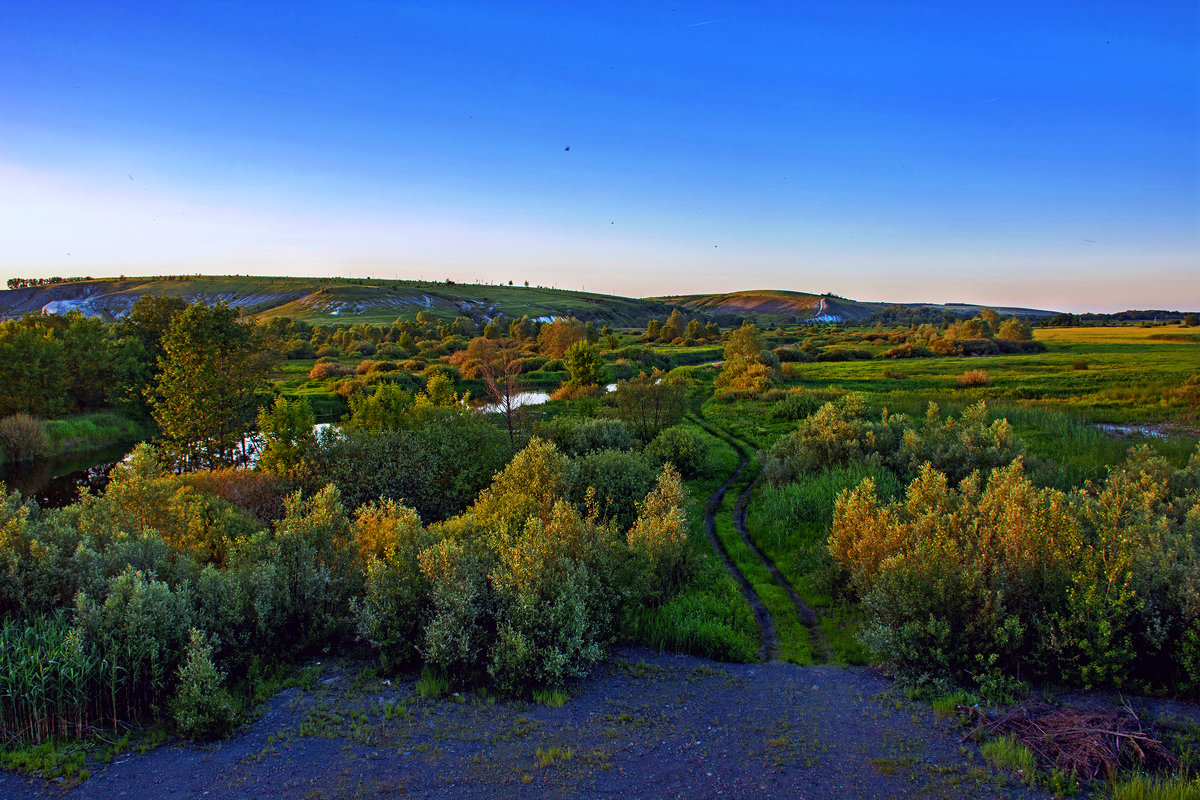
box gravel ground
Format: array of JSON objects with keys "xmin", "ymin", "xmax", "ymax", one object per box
[{"xmin": 0, "ymin": 647, "xmax": 1055, "ymax": 800}]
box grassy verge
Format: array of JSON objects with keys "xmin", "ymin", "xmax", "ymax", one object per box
[
  {"xmin": 625, "ymin": 423, "xmax": 759, "ymax": 663},
  {"xmin": 689, "ymin": 419, "xmax": 815, "ymax": 665},
  {"xmin": 44, "ymin": 412, "xmax": 146, "ymax": 458}
]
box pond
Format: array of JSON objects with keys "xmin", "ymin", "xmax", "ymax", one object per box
[
  {"xmin": 1, "ymin": 422, "xmax": 342, "ymax": 509},
  {"xmin": 0, "ymin": 444, "xmax": 131, "ymax": 509},
  {"xmin": 1095, "ymin": 423, "xmax": 1168, "ymax": 439},
  {"xmin": 476, "ymin": 384, "xmax": 620, "ymax": 414}
]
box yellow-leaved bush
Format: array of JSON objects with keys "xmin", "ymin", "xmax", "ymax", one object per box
[{"xmin": 830, "ymin": 446, "xmax": 1200, "ymax": 695}]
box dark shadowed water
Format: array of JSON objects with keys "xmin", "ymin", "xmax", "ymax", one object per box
[{"xmin": 0, "ymin": 444, "xmax": 132, "ymax": 508}]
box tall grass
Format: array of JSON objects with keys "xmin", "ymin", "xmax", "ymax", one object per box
[
  {"xmin": 625, "ymin": 423, "xmax": 759, "ymax": 662},
  {"xmin": 44, "ymin": 412, "xmax": 144, "ymax": 457},
  {"xmin": 0, "ymin": 615, "xmax": 102, "ymax": 743},
  {"xmin": 749, "ymin": 463, "xmax": 903, "ymax": 554},
  {"xmin": 1108, "ymin": 774, "xmax": 1200, "ymax": 800}
]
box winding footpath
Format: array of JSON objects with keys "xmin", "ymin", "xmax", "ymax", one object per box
[{"xmin": 691, "ymin": 413, "xmax": 830, "ymax": 665}]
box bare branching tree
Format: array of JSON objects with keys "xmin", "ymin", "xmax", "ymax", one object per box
[{"xmin": 479, "ymin": 340, "xmax": 527, "ymax": 448}]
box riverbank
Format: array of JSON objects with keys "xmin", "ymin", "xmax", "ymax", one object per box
[{"xmin": 43, "ymin": 412, "xmax": 147, "ymax": 459}]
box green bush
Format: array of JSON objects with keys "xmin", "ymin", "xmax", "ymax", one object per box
[
  {"xmin": 570, "ymin": 418, "xmax": 631, "ymax": 455},
  {"xmin": 172, "ymin": 629, "xmax": 236, "ymax": 740},
  {"xmin": 832, "ymin": 447, "xmax": 1200, "ymax": 692},
  {"xmin": 0, "ymin": 413, "xmax": 48, "ymax": 462},
  {"xmin": 73, "ymin": 566, "xmax": 194, "ymax": 723},
  {"xmin": 570, "ymin": 449, "xmax": 656, "ymax": 530},
  {"xmin": 644, "ymin": 425, "xmax": 712, "ymax": 478},
  {"xmin": 771, "ymin": 390, "xmax": 822, "ymax": 421},
  {"xmin": 352, "ymin": 501, "xmax": 434, "ymax": 671}
]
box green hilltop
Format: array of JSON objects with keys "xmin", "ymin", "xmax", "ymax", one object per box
[{"xmin": 0, "ymin": 275, "xmax": 1060, "ymax": 326}]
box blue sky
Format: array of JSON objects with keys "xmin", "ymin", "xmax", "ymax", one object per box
[{"xmin": 1, "ymin": 1, "xmax": 1196, "ymax": 311}]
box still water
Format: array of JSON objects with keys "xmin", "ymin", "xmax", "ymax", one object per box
[{"xmin": 0, "ymin": 444, "xmax": 130, "ymax": 508}]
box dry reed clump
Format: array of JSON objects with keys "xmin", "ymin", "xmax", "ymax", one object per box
[
  {"xmin": 957, "ymin": 369, "xmax": 993, "ymax": 387},
  {"xmin": 0, "ymin": 413, "xmax": 49, "ymax": 461},
  {"xmin": 964, "ymin": 704, "xmax": 1177, "ymax": 781}
]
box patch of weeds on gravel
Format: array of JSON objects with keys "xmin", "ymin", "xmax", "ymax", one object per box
[
  {"xmin": 535, "ymin": 745, "xmax": 574, "ymax": 767},
  {"xmin": 614, "ymin": 659, "xmax": 671, "ymax": 681},
  {"xmin": 298, "ymin": 704, "xmax": 345, "ymax": 739},
  {"xmin": 532, "ymin": 687, "xmax": 569, "ymax": 707},
  {"xmin": 763, "ymin": 719, "xmax": 825, "ymax": 768}
]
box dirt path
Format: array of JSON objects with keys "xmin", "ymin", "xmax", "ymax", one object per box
[
  {"xmin": 732, "ymin": 468, "xmax": 832, "ymax": 662},
  {"xmin": 0, "ymin": 648, "xmax": 1053, "ymax": 800},
  {"xmin": 692, "ymin": 414, "xmax": 830, "ymax": 664},
  {"xmin": 700, "ymin": 444, "xmax": 778, "ymax": 661}
]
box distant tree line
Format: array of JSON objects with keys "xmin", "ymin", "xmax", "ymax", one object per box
[
  {"xmin": 6, "ymin": 276, "xmax": 93, "ymax": 290},
  {"xmin": 1044, "ymin": 310, "xmax": 1198, "ymax": 326}
]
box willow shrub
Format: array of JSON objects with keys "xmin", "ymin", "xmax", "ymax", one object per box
[
  {"xmin": 831, "ymin": 446, "xmax": 1200, "ymax": 694},
  {"xmin": 353, "ymin": 439, "xmax": 689, "ymax": 695}
]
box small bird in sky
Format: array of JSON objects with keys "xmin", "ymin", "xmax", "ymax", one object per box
[
  {"xmin": 564, "ymin": 146, "xmax": 570, "ymax": 151},
  {"xmin": 128, "ymin": 174, "xmax": 134, "ymax": 180}
]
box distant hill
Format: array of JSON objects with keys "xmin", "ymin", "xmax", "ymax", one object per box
[
  {"xmin": 0, "ymin": 276, "xmax": 1062, "ymax": 327},
  {"xmin": 0, "ymin": 276, "xmax": 675, "ymax": 327},
  {"xmin": 652, "ymin": 289, "xmax": 1058, "ymax": 324}
]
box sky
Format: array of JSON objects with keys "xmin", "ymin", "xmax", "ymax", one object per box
[{"xmin": 1, "ymin": 1, "xmax": 1197, "ymax": 312}]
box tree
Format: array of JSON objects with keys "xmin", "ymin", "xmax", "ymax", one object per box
[
  {"xmin": 478, "ymin": 340, "xmax": 527, "ymax": 448},
  {"xmin": 685, "ymin": 319, "xmax": 703, "ymax": 340},
  {"xmin": 537, "ymin": 318, "xmax": 585, "ymax": 358},
  {"xmin": 714, "ymin": 322, "xmax": 773, "ymax": 398},
  {"xmin": 257, "ymin": 396, "xmax": 316, "ymax": 477},
  {"xmin": 660, "ymin": 309, "xmax": 686, "ymax": 341},
  {"xmin": 996, "ymin": 318, "xmax": 1033, "ymax": 342},
  {"xmin": 0, "ymin": 319, "xmax": 65, "ymax": 417},
  {"xmin": 1184, "ymin": 314, "xmax": 1199, "ymax": 327},
  {"xmin": 563, "ymin": 340, "xmax": 602, "ymax": 388},
  {"xmin": 614, "ymin": 369, "xmax": 686, "ymax": 441},
  {"xmin": 150, "ymin": 302, "xmax": 277, "ymax": 471},
  {"xmin": 121, "ymin": 295, "xmax": 187, "ymax": 366},
  {"xmin": 58, "ymin": 311, "xmax": 118, "ymax": 410}
]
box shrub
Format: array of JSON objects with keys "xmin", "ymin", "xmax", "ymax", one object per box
[
  {"xmin": 957, "ymin": 369, "xmax": 992, "ymax": 387},
  {"xmin": 816, "ymin": 347, "xmax": 872, "ymax": 362},
  {"xmin": 644, "ymin": 425, "xmax": 712, "ymax": 478},
  {"xmin": 308, "ymin": 361, "xmax": 353, "ymax": 380},
  {"xmin": 73, "ymin": 566, "xmax": 194, "ymax": 723},
  {"xmin": 487, "ymin": 503, "xmax": 610, "ymax": 694},
  {"xmin": 355, "ymin": 359, "xmax": 377, "ymax": 375},
  {"xmin": 771, "ymin": 390, "xmax": 821, "ymax": 421},
  {"xmin": 171, "ymin": 629, "xmax": 236, "ymax": 740},
  {"xmin": 884, "ymin": 343, "xmax": 934, "ymax": 359},
  {"xmin": 418, "ymin": 533, "xmax": 488, "ymax": 677},
  {"xmin": 627, "ymin": 464, "xmax": 691, "ymax": 600},
  {"xmin": 334, "ymin": 378, "xmax": 367, "ymax": 399},
  {"xmin": 832, "ymin": 446, "xmax": 1200, "ymax": 692},
  {"xmin": 0, "ymin": 413, "xmax": 48, "ymax": 462},
  {"xmin": 569, "ymin": 418, "xmax": 632, "ymax": 455},
  {"xmin": 353, "ymin": 501, "xmax": 434, "ymax": 671},
  {"xmin": 570, "ymin": 449, "xmax": 656, "ymax": 530}
]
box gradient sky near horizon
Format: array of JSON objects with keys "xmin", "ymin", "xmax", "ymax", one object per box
[{"xmin": 1, "ymin": 1, "xmax": 1197, "ymax": 312}]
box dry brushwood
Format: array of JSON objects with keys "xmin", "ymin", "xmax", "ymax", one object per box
[{"xmin": 960, "ymin": 703, "xmax": 1177, "ymax": 781}]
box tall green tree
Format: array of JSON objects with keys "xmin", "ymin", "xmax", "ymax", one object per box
[
  {"xmin": 0, "ymin": 319, "xmax": 64, "ymax": 417},
  {"xmin": 150, "ymin": 302, "xmax": 276, "ymax": 470},
  {"xmin": 564, "ymin": 340, "xmax": 602, "ymax": 388},
  {"xmin": 714, "ymin": 322, "xmax": 773, "ymax": 398},
  {"xmin": 257, "ymin": 396, "xmax": 316, "ymax": 478}
]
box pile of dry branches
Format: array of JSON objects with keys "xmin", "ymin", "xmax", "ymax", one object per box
[{"xmin": 963, "ymin": 703, "xmax": 1178, "ymax": 780}]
